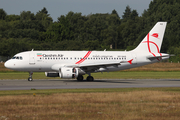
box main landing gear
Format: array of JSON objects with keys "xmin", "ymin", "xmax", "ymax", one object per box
[
  {"xmin": 86, "ymin": 76, "xmax": 94, "ymax": 81},
  {"xmin": 76, "ymin": 74, "xmax": 94, "ymax": 81},
  {"xmin": 28, "ymin": 72, "xmax": 33, "ymax": 81},
  {"xmin": 77, "ymin": 75, "xmax": 84, "ymax": 81}
]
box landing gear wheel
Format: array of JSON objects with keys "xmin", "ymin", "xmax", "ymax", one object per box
[
  {"xmin": 77, "ymin": 75, "xmax": 84, "ymax": 81},
  {"xmin": 86, "ymin": 76, "xmax": 94, "ymax": 81},
  {"xmin": 28, "ymin": 77, "xmax": 33, "ymax": 81},
  {"xmin": 28, "ymin": 72, "xmax": 33, "ymax": 82}
]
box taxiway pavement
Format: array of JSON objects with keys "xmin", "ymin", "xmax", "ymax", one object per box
[{"xmin": 0, "ymin": 79, "xmax": 180, "ymax": 90}]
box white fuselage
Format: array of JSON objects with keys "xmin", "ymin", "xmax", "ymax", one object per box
[{"xmin": 4, "ymin": 50, "xmax": 168, "ymax": 73}]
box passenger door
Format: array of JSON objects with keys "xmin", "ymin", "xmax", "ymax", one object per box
[{"xmin": 29, "ymin": 52, "xmax": 35, "ymax": 65}]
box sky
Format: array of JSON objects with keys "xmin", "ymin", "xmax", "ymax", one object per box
[{"xmin": 0, "ymin": 0, "xmax": 153, "ymax": 21}]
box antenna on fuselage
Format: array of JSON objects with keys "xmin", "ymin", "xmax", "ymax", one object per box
[{"xmin": 31, "ymin": 49, "xmax": 34, "ymax": 51}]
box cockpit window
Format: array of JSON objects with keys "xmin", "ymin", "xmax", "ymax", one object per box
[
  {"xmin": 12, "ymin": 56, "xmax": 16, "ymax": 59},
  {"xmin": 11, "ymin": 56, "xmax": 23, "ymax": 60}
]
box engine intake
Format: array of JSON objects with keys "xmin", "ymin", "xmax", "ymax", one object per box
[{"xmin": 59, "ymin": 67, "xmax": 78, "ymax": 79}]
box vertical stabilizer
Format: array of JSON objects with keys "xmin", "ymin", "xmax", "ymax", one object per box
[{"xmin": 133, "ymin": 22, "xmax": 167, "ymax": 53}]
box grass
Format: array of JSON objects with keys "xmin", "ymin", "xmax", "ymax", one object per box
[
  {"xmin": 1, "ymin": 71, "xmax": 180, "ymax": 80},
  {"xmin": 1, "ymin": 62, "xmax": 180, "ymax": 119},
  {"xmin": 0, "ymin": 88, "xmax": 180, "ymax": 120}
]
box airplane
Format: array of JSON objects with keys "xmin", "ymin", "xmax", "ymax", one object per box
[{"xmin": 4, "ymin": 22, "xmax": 170, "ymax": 81}]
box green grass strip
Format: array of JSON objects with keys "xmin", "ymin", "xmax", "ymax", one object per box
[{"xmin": 1, "ymin": 71, "xmax": 180, "ymax": 79}]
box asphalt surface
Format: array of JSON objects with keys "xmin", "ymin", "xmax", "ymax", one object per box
[{"xmin": 0, "ymin": 79, "xmax": 180, "ymax": 90}]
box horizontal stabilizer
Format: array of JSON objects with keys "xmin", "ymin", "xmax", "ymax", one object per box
[{"xmin": 147, "ymin": 54, "xmax": 170, "ymax": 61}]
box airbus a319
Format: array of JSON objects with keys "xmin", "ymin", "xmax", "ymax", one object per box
[{"xmin": 4, "ymin": 22, "xmax": 170, "ymax": 81}]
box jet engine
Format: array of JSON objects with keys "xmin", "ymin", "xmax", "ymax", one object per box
[{"xmin": 59, "ymin": 67, "xmax": 79, "ymax": 79}]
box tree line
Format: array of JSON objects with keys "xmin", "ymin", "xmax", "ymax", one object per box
[{"xmin": 0, "ymin": 0, "xmax": 180, "ymax": 62}]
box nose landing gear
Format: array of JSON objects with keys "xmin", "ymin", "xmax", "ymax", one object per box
[{"xmin": 28, "ymin": 72, "xmax": 33, "ymax": 81}]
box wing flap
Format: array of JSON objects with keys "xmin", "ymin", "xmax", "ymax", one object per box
[{"xmin": 67, "ymin": 62, "xmax": 121, "ymax": 68}]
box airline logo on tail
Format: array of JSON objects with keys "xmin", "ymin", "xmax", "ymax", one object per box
[{"xmin": 151, "ymin": 33, "xmax": 159, "ymax": 39}]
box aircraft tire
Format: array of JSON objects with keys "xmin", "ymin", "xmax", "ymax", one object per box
[
  {"xmin": 86, "ymin": 76, "xmax": 94, "ymax": 81},
  {"xmin": 28, "ymin": 77, "xmax": 33, "ymax": 81},
  {"xmin": 77, "ymin": 75, "xmax": 84, "ymax": 81}
]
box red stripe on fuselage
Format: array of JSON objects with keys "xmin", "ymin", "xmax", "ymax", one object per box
[{"xmin": 75, "ymin": 51, "xmax": 92, "ymax": 64}]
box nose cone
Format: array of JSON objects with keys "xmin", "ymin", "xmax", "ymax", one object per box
[{"xmin": 4, "ymin": 60, "xmax": 11, "ymax": 69}]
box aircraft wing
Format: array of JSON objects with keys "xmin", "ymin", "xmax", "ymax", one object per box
[
  {"xmin": 51, "ymin": 62, "xmax": 122, "ymax": 72},
  {"xmin": 66, "ymin": 62, "xmax": 121, "ymax": 68}
]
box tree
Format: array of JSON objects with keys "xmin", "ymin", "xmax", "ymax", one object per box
[
  {"xmin": 20, "ymin": 11, "xmax": 35, "ymax": 20},
  {"xmin": 0, "ymin": 9, "xmax": 7, "ymax": 20},
  {"xmin": 39, "ymin": 7, "xmax": 48, "ymax": 14},
  {"xmin": 36, "ymin": 7, "xmax": 53, "ymax": 29},
  {"xmin": 130, "ymin": 10, "xmax": 138, "ymax": 20},
  {"xmin": 122, "ymin": 5, "xmax": 131, "ymax": 21},
  {"xmin": 5, "ymin": 15, "xmax": 20, "ymax": 21},
  {"xmin": 111, "ymin": 9, "xmax": 120, "ymax": 18}
]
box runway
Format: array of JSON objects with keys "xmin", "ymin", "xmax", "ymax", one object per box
[{"xmin": 0, "ymin": 79, "xmax": 180, "ymax": 90}]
